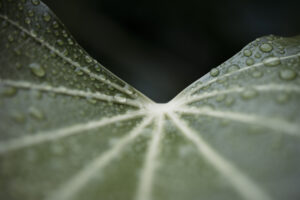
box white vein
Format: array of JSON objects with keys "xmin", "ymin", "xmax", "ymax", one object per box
[
  {"xmin": 135, "ymin": 115, "xmax": 164, "ymax": 200},
  {"xmin": 167, "ymin": 112, "xmax": 272, "ymax": 200},
  {"xmin": 0, "ymin": 79, "xmax": 142, "ymax": 107},
  {"xmin": 0, "ymin": 110, "xmax": 146, "ymax": 154},
  {"xmin": 183, "ymin": 84, "xmax": 300, "ymax": 105},
  {"xmin": 0, "ymin": 14, "xmax": 137, "ymax": 99},
  {"xmin": 47, "ymin": 116, "xmax": 153, "ymax": 200},
  {"xmin": 179, "ymin": 52, "xmax": 300, "ymax": 99},
  {"xmin": 176, "ymin": 107, "xmax": 300, "ymax": 136}
]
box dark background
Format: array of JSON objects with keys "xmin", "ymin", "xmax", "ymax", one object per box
[{"xmin": 43, "ymin": 0, "xmax": 300, "ymax": 103}]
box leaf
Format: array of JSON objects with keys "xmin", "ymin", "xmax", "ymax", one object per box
[{"xmin": 0, "ymin": 0, "xmax": 300, "ymax": 200}]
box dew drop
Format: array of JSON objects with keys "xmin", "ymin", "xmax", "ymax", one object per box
[
  {"xmin": 210, "ymin": 68, "xmax": 219, "ymax": 77},
  {"xmin": 276, "ymin": 93, "xmax": 290, "ymax": 104},
  {"xmin": 29, "ymin": 63, "xmax": 46, "ymax": 77},
  {"xmin": 259, "ymin": 43, "xmax": 273, "ymax": 52},
  {"xmin": 28, "ymin": 107, "xmax": 44, "ymax": 120},
  {"xmin": 30, "ymin": 29, "xmax": 37, "ymax": 38},
  {"xmin": 227, "ymin": 64, "xmax": 240, "ymax": 73},
  {"xmin": 86, "ymin": 97, "xmax": 97, "ymax": 104},
  {"xmin": 251, "ymin": 70, "xmax": 263, "ymax": 78},
  {"xmin": 99, "ymin": 74, "xmax": 106, "ymax": 81},
  {"xmin": 246, "ymin": 58, "xmax": 254, "ymax": 66},
  {"xmin": 17, "ymin": 2, "xmax": 24, "ymax": 11},
  {"xmin": 243, "ymin": 49, "xmax": 252, "ymax": 57},
  {"xmin": 7, "ymin": 34, "xmax": 14, "ymax": 42},
  {"xmin": 114, "ymin": 94, "xmax": 127, "ymax": 103},
  {"xmin": 11, "ymin": 111, "xmax": 25, "ymax": 123},
  {"xmin": 241, "ymin": 88, "xmax": 258, "ymax": 100},
  {"xmin": 24, "ymin": 17, "xmax": 31, "ymax": 25},
  {"xmin": 2, "ymin": 87, "xmax": 17, "ymax": 97},
  {"xmin": 123, "ymin": 84, "xmax": 133, "ymax": 95},
  {"xmin": 75, "ymin": 67, "xmax": 83, "ymax": 76},
  {"xmin": 28, "ymin": 9, "xmax": 34, "ymax": 17},
  {"xmin": 263, "ymin": 57, "xmax": 281, "ymax": 67},
  {"xmin": 52, "ymin": 21, "xmax": 59, "ymax": 29},
  {"xmin": 85, "ymin": 55, "xmax": 92, "ymax": 63},
  {"xmin": 43, "ymin": 13, "xmax": 51, "ymax": 22},
  {"xmin": 94, "ymin": 64, "xmax": 101, "ymax": 72},
  {"xmin": 254, "ymin": 52, "xmax": 261, "ymax": 58},
  {"xmin": 67, "ymin": 38, "xmax": 74, "ymax": 45},
  {"xmin": 31, "ymin": 0, "xmax": 40, "ymax": 6},
  {"xmin": 56, "ymin": 39, "xmax": 64, "ymax": 46},
  {"xmin": 216, "ymin": 94, "xmax": 226, "ymax": 102},
  {"xmin": 225, "ymin": 96, "xmax": 235, "ymax": 106},
  {"xmin": 279, "ymin": 68, "xmax": 297, "ymax": 80},
  {"xmin": 16, "ymin": 62, "xmax": 22, "ymax": 69}
]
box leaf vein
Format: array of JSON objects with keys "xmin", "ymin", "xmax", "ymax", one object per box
[
  {"xmin": 167, "ymin": 112, "xmax": 272, "ymax": 200},
  {"xmin": 0, "ymin": 110, "xmax": 146, "ymax": 154}
]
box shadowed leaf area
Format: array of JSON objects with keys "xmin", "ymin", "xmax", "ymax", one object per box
[{"xmin": 0, "ymin": 0, "xmax": 300, "ymax": 200}]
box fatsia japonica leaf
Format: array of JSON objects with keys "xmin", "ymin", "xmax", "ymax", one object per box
[{"xmin": 0, "ymin": 0, "xmax": 300, "ymax": 200}]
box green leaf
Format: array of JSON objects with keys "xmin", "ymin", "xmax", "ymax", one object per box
[{"xmin": 0, "ymin": 1, "xmax": 300, "ymax": 200}]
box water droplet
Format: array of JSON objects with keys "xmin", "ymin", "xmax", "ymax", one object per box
[
  {"xmin": 216, "ymin": 94, "xmax": 226, "ymax": 102},
  {"xmin": 99, "ymin": 74, "xmax": 106, "ymax": 81},
  {"xmin": 259, "ymin": 43, "xmax": 273, "ymax": 52},
  {"xmin": 276, "ymin": 93, "xmax": 289, "ymax": 104},
  {"xmin": 29, "ymin": 63, "xmax": 46, "ymax": 77},
  {"xmin": 243, "ymin": 49, "xmax": 252, "ymax": 57},
  {"xmin": 279, "ymin": 68, "xmax": 297, "ymax": 80},
  {"xmin": 11, "ymin": 111, "xmax": 25, "ymax": 123},
  {"xmin": 31, "ymin": 0, "xmax": 40, "ymax": 6},
  {"xmin": 246, "ymin": 58, "xmax": 254, "ymax": 66},
  {"xmin": 56, "ymin": 39, "xmax": 64, "ymax": 46},
  {"xmin": 24, "ymin": 17, "xmax": 31, "ymax": 25},
  {"xmin": 254, "ymin": 52, "xmax": 261, "ymax": 58},
  {"xmin": 227, "ymin": 64, "xmax": 240, "ymax": 73},
  {"xmin": 251, "ymin": 70, "xmax": 263, "ymax": 78},
  {"xmin": 7, "ymin": 34, "xmax": 14, "ymax": 42},
  {"xmin": 67, "ymin": 38, "xmax": 74, "ymax": 45},
  {"xmin": 85, "ymin": 55, "xmax": 92, "ymax": 63},
  {"xmin": 241, "ymin": 88, "xmax": 258, "ymax": 100},
  {"xmin": 114, "ymin": 94, "xmax": 127, "ymax": 103},
  {"xmin": 28, "ymin": 9, "xmax": 34, "ymax": 17},
  {"xmin": 28, "ymin": 107, "xmax": 44, "ymax": 120},
  {"xmin": 94, "ymin": 64, "xmax": 101, "ymax": 72},
  {"xmin": 18, "ymin": 2, "xmax": 24, "ymax": 11},
  {"xmin": 43, "ymin": 13, "xmax": 51, "ymax": 22},
  {"xmin": 123, "ymin": 84, "xmax": 133, "ymax": 95},
  {"xmin": 86, "ymin": 97, "xmax": 97, "ymax": 104},
  {"xmin": 52, "ymin": 21, "xmax": 59, "ymax": 29},
  {"xmin": 30, "ymin": 29, "xmax": 37, "ymax": 37},
  {"xmin": 210, "ymin": 68, "xmax": 219, "ymax": 77},
  {"xmin": 75, "ymin": 67, "xmax": 83, "ymax": 76},
  {"xmin": 16, "ymin": 62, "xmax": 22, "ymax": 69},
  {"xmin": 2, "ymin": 87, "xmax": 17, "ymax": 97},
  {"xmin": 225, "ymin": 96, "xmax": 235, "ymax": 106},
  {"xmin": 263, "ymin": 57, "xmax": 281, "ymax": 67}
]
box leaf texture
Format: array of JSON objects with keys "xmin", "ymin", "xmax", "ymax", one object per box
[{"xmin": 0, "ymin": 1, "xmax": 300, "ymax": 200}]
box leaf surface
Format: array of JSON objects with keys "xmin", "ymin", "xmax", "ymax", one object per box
[{"xmin": 0, "ymin": 1, "xmax": 300, "ymax": 200}]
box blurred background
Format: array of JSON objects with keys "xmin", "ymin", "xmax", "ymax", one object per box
[{"xmin": 43, "ymin": 0, "xmax": 300, "ymax": 103}]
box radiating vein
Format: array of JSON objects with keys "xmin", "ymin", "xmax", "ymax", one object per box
[
  {"xmin": 176, "ymin": 107, "xmax": 300, "ymax": 136},
  {"xmin": 0, "ymin": 14, "xmax": 137, "ymax": 99},
  {"xmin": 0, "ymin": 110, "xmax": 146, "ymax": 154},
  {"xmin": 47, "ymin": 116, "xmax": 153, "ymax": 200},
  {"xmin": 0, "ymin": 78, "xmax": 142, "ymax": 107},
  {"xmin": 167, "ymin": 112, "xmax": 272, "ymax": 200},
  {"xmin": 135, "ymin": 115, "xmax": 164, "ymax": 200},
  {"xmin": 179, "ymin": 52, "xmax": 300, "ymax": 98},
  {"xmin": 183, "ymin": 84, "xmax": 300, "ymax": 105}
]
